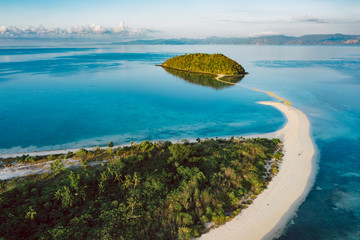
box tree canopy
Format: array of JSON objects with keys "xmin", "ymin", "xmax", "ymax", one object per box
[
  {"xmin": 161, "ymin": 53, "xmax": 246, "ymax": 75},
  {"xmin": 0, "ymin": 137, "xmax": 282, "ymax": 239}
]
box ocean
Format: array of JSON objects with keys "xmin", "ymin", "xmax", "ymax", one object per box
[{"xmin": 0, "ymin": 44, "xmax": 359, "ymax": 239}]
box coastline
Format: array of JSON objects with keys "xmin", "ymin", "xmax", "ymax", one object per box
[
  {"xmin": 199, "ymin": 101, "xmax": 316, "ymax": 240},
  {"xmin": 0, "ymin": 93, "xmax": 317, "ymax": 240},
  {"xmin": 159, "ymin": 64, "xmax": 247, "ymax": 78}
]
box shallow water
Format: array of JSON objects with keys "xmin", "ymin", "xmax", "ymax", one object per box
[
  {"xmin": 0, "ymin": 46, "xmax": 284, "ymax": 153},
  {"xmin": 0, "ymin": 44, "xmax": 359, "ymax": 239}
]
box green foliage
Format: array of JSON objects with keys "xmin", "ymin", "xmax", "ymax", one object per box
[
  {"xmin": 168, "ymin": 143, "xmax": 193, "ymax": 166},
  {"xmin": 50, "ymin": 159, "xmax": 65, "ymax": 175},
  {"xmin": 0, "ymin": 137, "xmax": 281, "ymax": 240},
  {"xmin": 162, "ymin": 53, "xmax": 245, "ymax": 75},
  {"xmin": 75, "ymin": 148, "xmax": 88, "ymax": 160},
  {"xmin": 25, "ymin": 206, "xmax": 37, "ymax": 221},
  {"xmin": 75, "ymin": 148, "xmax": 88, "ymax": 168},
  {"xmin": 54, "ymin": 186, "xmax": 74, "ymax": 208},
  {"xmin": 108, "ymin": 141, "xmax": 114, "ymax": 148}
]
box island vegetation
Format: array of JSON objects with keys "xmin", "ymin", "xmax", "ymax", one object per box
[
  {"xmin": 0, "ymin": 137, "xmax": 283, "ymax": 239},
  {"xmin": 161, "ymin": 53, "xmax": 246, "ymax": 76}
]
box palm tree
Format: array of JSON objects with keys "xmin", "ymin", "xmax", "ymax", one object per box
[
  {"xmin": 25, "ymin": 206, "xmax": 37, "ymax": 221},
  {"xmin": 133, "ymin": 172, "xmax": 140, "ymax": 190},
  {"xmin": 127, "ymin": 197, "xmax": 137, "ymax": 216},
  {"xmin": 50, "ymin": 159, "xmax": 64, "ymax": 175},
  {"xmin": 123, "ymin": 175, "xmax": 133, "ymax": 189}
]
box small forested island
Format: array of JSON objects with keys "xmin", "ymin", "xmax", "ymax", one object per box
[
  {"xmin": 0, "ymin": 138, "xmax": 282, "ymax": 239},
  {"xmin": 161, "ymin": 53, "xmax": 247, "ymax": 76}
]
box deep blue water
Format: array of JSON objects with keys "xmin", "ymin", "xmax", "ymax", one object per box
[{"xmin": 1, "ymin": 44, "xmax": 360, "ymax": 239}]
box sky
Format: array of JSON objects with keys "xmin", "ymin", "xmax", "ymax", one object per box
[{"xmin": 0, "ymin": 0, "xmax": 359, "ymax": 39}]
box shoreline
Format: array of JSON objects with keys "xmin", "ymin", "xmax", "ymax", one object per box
[
  {"xmin": 0, "ymin": 95, "xmax": 317, "ymax": 240},
  {"xmin": 199, "ymin": 101, "xmax": 316, "ymax": 240},
  {"xmin": 158, "ymin": 64, "xmax": 248, "ymax": 77}
]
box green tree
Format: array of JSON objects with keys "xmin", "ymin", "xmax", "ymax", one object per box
[
  {"xmin": 162, "ymin": 53, "xmax": 245, "ymax": 75},
  {"xmin": 50, "ymin": 159, "xmax": 65, "ymax": 175},
  {"xmin": 54, "ymin": 186, "xmax": 74, "ymax": 208},
  {"xmin": 168, "ymin": 143, "xmax": 192, "ymax": 166},
  {"xmin": 75, "ymin": 148, "xmax": 88, "ymax": 168},
  {"xmin": 25, "ymin": 206, "xmax": 37, "ymax": 221},
  {"xmin": 69, "ymin": 171, "xmax": 81, "ymax": 192},
  {"xmin": 0, "ymin": 137, "xmax": 282, "ymax": 239},
  {"xmin": 123, "ymin": 174, "xmax": 133, "ymax": 189}
]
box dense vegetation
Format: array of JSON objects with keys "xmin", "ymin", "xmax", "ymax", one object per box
[
  {"xmin": 162, "ymin": 53, "xmax": 246, "ymax": 75},
  {"xmin": 163, "ymin": 67, "xmax": 244, "ymax": 89},
  {"xmin": 0, "ymin": 138, "xmax": 283, "ymax": 239}
]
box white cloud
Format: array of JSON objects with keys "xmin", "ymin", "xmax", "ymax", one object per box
[
  {"xmin": 0, "ymin": 22, "xmax": 156, "ymax": 39},
  {"xmin": 0, "ymin": 26, "xmax": 7, "ymax": 34},
  {"xmin": 113, "ymin": 22, "xmax": 126, "ymax": 33}
]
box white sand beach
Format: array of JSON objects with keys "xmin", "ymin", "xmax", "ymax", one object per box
[
  {"xmin": 0, "ymin": 95, "xmax": 317, "ymax": 240},
  {"xmin": 200, "ymin": 101, "xmax": 316, "ymax": 240}
]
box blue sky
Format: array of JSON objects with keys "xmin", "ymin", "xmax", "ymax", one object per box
[{"xmin": 0, "ymin": 0, "xmax": 359, "ymax": 38}]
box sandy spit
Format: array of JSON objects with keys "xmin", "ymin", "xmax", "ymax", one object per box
[
  {"xmin": 199, "ymin": 101, "xmax": 316, "ymax": 240},
  {"xmin": 0, "ymin": 99, "xmax": 317, "ymax": 240}
]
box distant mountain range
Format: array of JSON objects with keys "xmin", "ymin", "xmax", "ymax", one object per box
[{"xmin": 111, "ymin": 34, "xmax": 360, "ymax": 45}]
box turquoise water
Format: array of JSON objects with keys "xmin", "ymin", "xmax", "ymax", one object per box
[
  {"xmin": 1, "ymin": 44, "xmax": 360, "ymax": 239},
  {"xmin": 0, "ymin": 46, "xmax": 284, "ymax": 153}
]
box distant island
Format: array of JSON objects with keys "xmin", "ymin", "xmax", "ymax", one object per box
[
  {"xmin": 112, "ymin": 34, "xmax": 360, "ymax": 45},
  {"xmin": 161, "ymin": 53, "xmax": 246, "ymax": 77}
]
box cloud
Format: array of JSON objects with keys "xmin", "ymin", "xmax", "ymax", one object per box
[
  {"xmin": 293, "ymin": 16, "xmax": 329, "ymax": 24},
  {"xmin": 0, "ymin": 22, "xmax": 156, "ymax": 39},
  {"xmin": 247, "ymin": 31, "xmax": 281, "ymax": 37}
]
